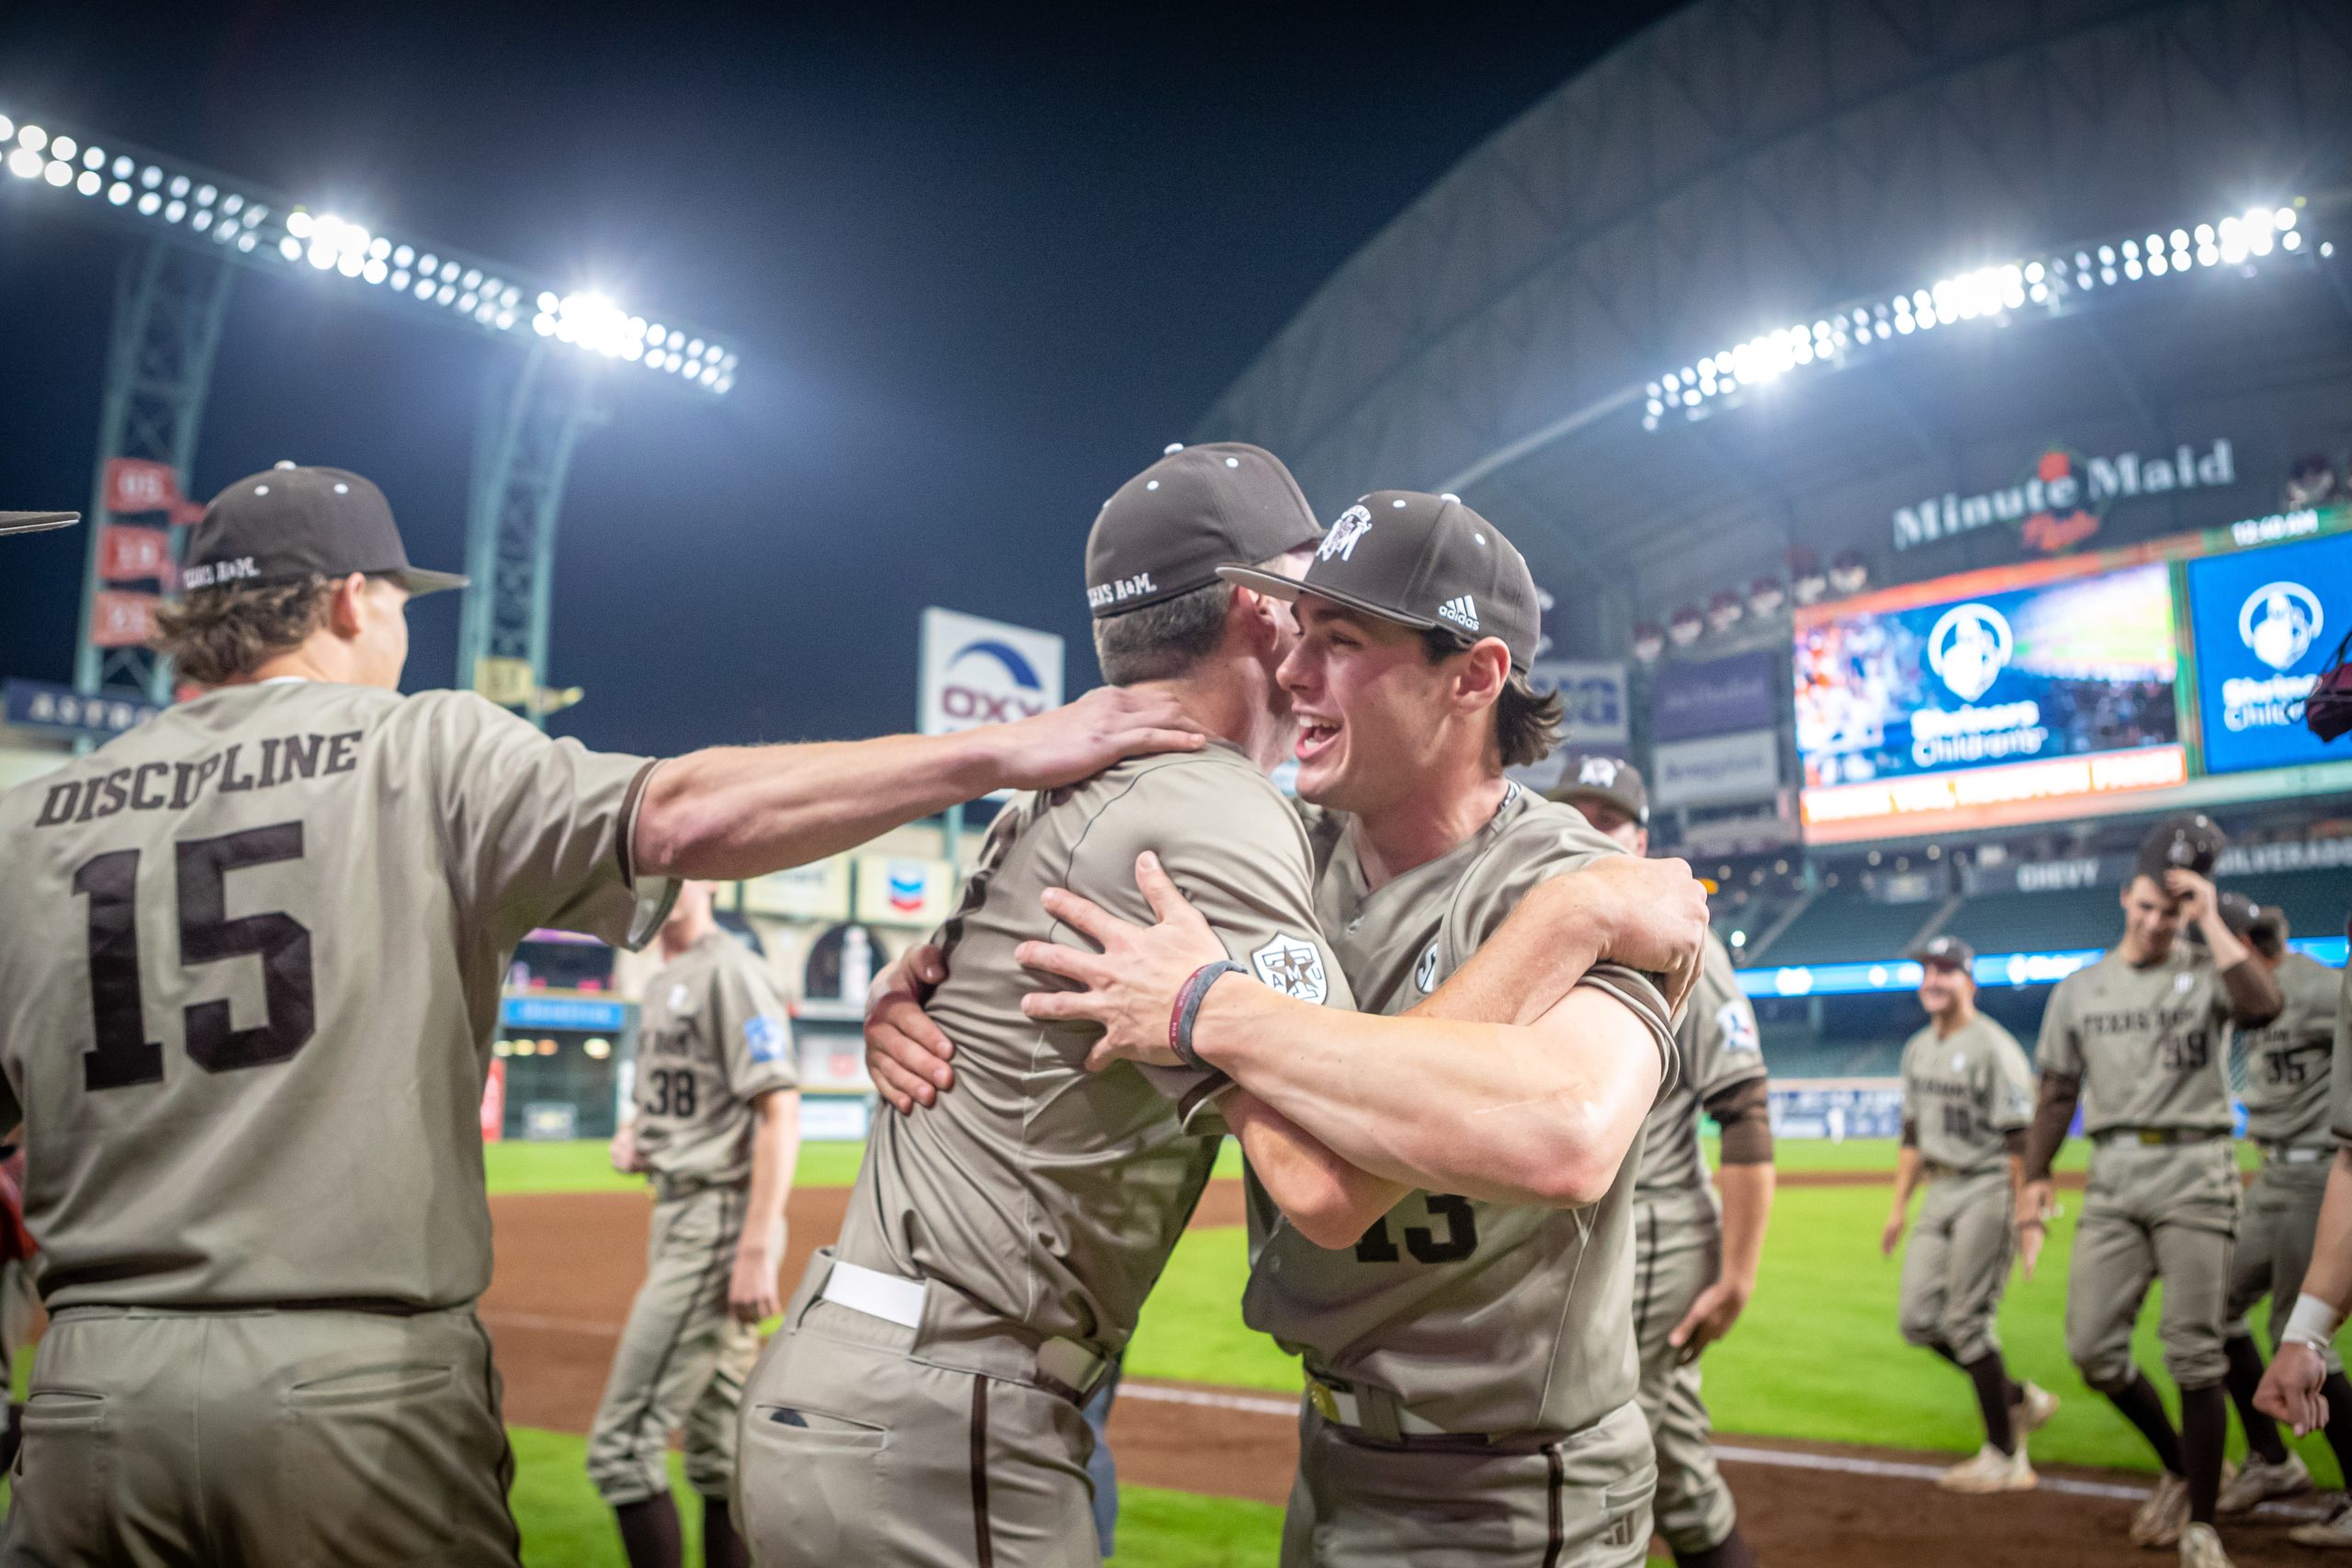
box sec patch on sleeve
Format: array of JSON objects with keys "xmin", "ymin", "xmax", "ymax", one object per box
[
  {"xmin": 1251, "ymin": 934, "xmax": 1329, "ymax": 1005},
  {"xmin": 743, "ymin": 1013, "xmax": 786, "ymax": 1064}
]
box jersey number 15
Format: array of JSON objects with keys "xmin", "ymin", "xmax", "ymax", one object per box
[{"xmin": 74, "ymin": 823, "xmax": 315, "ymax": 1091}]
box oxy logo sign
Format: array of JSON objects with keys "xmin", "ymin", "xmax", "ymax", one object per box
[
  {"xmin": 2188, "ymin": 531, "xmax": 2351, "ymax": 775},
  {"xmin": 918, "ymin": 608, "xmax": 1065, "ymax": 753},
  {"xmin": 2241, "ymin": 581, "xmax": 2324, "ymax": 672},
  {"xmin": 1927, "ymin": 603, "xmax": 2013, "ymax": 702}
]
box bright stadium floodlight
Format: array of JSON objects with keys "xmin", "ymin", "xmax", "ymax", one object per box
[
  {"xmin": 1641, "ymin": 197, "xmax": 2321, "ymax": 431},
  {"xmin": 0, "ymin": 109, "xmax": 738, "ymax": 394}
]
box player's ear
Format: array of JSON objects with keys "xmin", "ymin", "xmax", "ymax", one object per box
[
  {"xmin": 1453, "ymin": 637, "xmax": 1510, "ymax": 710},
  {"xmin": 324, "ymin": 572, "xmax": 371, "ymax": 638}
]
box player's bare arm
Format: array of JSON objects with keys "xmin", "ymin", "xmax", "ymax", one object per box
[
  {"xmin": 1679, "ymin": 1144, "xmax": 1773, "ymax": 1359},
  {"xmin": 2165, "ymin": 868, "xmax": 2285, "ymax": 1026},
  {"xmin": 1883, "ymin": 1127, "xmax": 1924, "ymax": 1257},
  {"xmin": 631, "ymin": 685, "xmax": 1203, "ymax": 880},
  {"xmin": 2014, "ymin": 1071, "xmax": 2082, "ymax": 1280},
  {"xmin": 729, "ymin": 1089, "xmax": 800, "ymax": 1324},
  {"xmin": 1018, "ymin": 852, "xmax": 1669, "ymax": 1207},
  {"xmin": 2255, "ymin": 1146, "xmax": 2352, "ymax": 1435}
]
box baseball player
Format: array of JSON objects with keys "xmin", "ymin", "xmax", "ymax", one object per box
[
  {"xmin": 2254, "ymin": 915, "xmax": 2352, "ymax": 1547},
  {"xmin": 0, "ymin": 462, "xmax": 1202, "ymax": 1566},
  {"xmin": 0, "ymin": 509, "xmax": 77, "ymax": 536},
  {"xmin": 749, "ymin": 452, "xmax": 1701, "ymax": 1567},
  {"xmin": 1021, "ymin": 492, "xmax": 1690, "ymax": 1566},
  {"xmin": 1554, "ymin": 757, "xmax": 1772, "ymax": 1568},
  {"xmin": 2214, "ymin": 897, "xmax": 2352, "ymax": 1517},
  {"xmin": 1883, "ymin": 934, "xmax": 2053, "ymax": 1492},
  {"xmin": 2016, "ymin": 815, "xmax": 2285, "ymax": 1567},
  {"xmin": 589, "ymin": 880, "xmax": 799, "ymax": 1568}
]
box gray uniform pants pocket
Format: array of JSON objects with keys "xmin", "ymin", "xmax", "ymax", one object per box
[
  {"xmin": 735, "ymin": 1300, "xmax": 1099, "ymax": 1568},
  {"xmin": 4, "ymin": 1305, "xmax": 521, "ymax": 1568},
  {"xmin": 1281, "ymin": 1398, "xmax": 1656, "ymax": 1567},
  {"xmin": 585, "ymin": 1186, "xmax": 760, "ymax": 1506}
]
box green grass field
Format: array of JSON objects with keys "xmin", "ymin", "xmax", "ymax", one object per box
[{"xmin": 482, "ymin": 1135, "xmax": 2343, "ymax": 1562}]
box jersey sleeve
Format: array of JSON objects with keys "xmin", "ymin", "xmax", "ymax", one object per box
[
  {"xmin": 712, "ymin": 948, "xmax": 798, "ymax": 1101},
  {"xmin": 1072, "ymin": 762, "xmax": 1354, "ymax": 1127},
  {"xmin": 1897, "ymin": 1034, "xmax": 1920, "ymax": 1123},
  {"xmin": 1987, "ymin": 1029, "xmax": 2036, "ymax": 1134},
  {"xmin": 407, "ymin": 691, "xmax": 673, "ymax": 953},
  {"xmin": 2036, "ymin": 974, "xmax": 2084, "ymax": 1078},
  {"xmin": 2331, "ymin": 964, "xmax": 2352, "ymax": 1147},
  {"xmin": 1685, "ymin": 932, "xmax": 1766, "ymax": 1101},
  {"xmin": 1446, "ymin": 808, "xmax": 1679, "ymax": 1094}
]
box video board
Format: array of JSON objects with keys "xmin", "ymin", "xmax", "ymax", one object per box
[{"xmin": 1793, "ymin": 510, "xmax": 2352, "ymax": 842}]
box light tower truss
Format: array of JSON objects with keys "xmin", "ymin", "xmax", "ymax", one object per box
[{"xmin": 0, "ymin": 106, "xmax": 741, "ymax": 723}]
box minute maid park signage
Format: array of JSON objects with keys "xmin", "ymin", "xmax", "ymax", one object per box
[{"xmin": 1893, "ymin": 438, "xmax": 2235, "ymax": 554}]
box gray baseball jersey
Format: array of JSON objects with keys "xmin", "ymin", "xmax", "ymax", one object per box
[
  {"xmin": 1635, "ymin": 931, "xmax": 1763, "ymax": 1195},
  {"xmin": 2235, "ymin": 952, "xmax": 2342, "ymax": 1146},
  {"xmin": 0, "ymin": 681, "xmax": 664, "ymax": 1311},
  {"xmin": 830, "ymin": 739, "xmax": 1351, "ymax": 1354},
  {"xmin": 1244, "ymin": 785, "xmax": 1679, "ymax": 1437},
  {"xmin": 1900, "ymin": 1013, "xmax": 2035, "ymax": 1174},
  {"xmin": 632, "ymin": 930, "xmax": 797, "ymax": 1189},
  {"xmin": 2035, "ymin": 946, "xmax": 2236, "ymax": 1134},
  {"xmin": 2335, "ymin": 962, "xmax": 2352, "ymax": 1147}
]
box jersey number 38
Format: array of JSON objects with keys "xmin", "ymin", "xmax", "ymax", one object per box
[{"xmin": 74, "ymin": 823, "xmax": 316, "ymax": 1091}]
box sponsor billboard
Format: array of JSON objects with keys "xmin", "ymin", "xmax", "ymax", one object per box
[
  {"xmin": 5, "ymin": 679, "xmax": 164, "ymax": 740},
  {"xmin": 741, "ymin": 858, "xmax": 853, "ymax": 922},
  {"xmin": 2186, "ymin": 530, "xmax": 2352, "ymax": 775},
  {"xmin": 853, "ymin": 855, "xmax": 955, "ymax": 927},
  {"xmin": 1508, "ymin": 660, "xmax": 1628, "ymax": 793},
  {"xmin": 1652, "ymin": 728, "xmax": 1781, "ymax": 807},
  {"xmin": 1653, "ymin": 651, "xmax": 1777, "ymax": 741}
]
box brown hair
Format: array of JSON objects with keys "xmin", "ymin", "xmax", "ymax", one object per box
[
  {"xmin": 150, "ymin": 575, "xmax": 336, "ymax": 686},
  {"xmin": 1092, "ymin": 579, "xmax": 1235, "ymax": 685},
  {"xmin": 1419, "ymin": 628, "xmax": 1562, "ymax": 769}
]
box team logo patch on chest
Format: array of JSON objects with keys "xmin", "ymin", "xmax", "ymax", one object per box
[
  {"xmin": 1252, "ymin": 935, "xmax": 1329, "ymax": 1004},
  {"xmin": 1415, "ymin": 941, "xmax": 1441, "ymax": 995}
]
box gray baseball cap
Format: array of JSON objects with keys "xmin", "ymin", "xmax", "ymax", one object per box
[
  {"xmin": 1085, "ymin": 443, "xmax": 1321, "ymax": 617},
  {"xmin": 185, "ymin": 466, "xmax": 466, "ymax": 597},
  {"xmin": 1909, "ymin": 933, "xmax": 1975, "ymax": 971},
  {"xmin": 1, "ymin": 511, "xmax": 78, "ymax": 536},
  {"xmin": 1550, "ymin": 755, "xmax": 1649, "ymax": 826},
  {"xmin": 2134, "ymin": 812, "xmax": 2224, "ymax": 883},
  {"xmin": 1221, "ymin": 490, "xmax": 1541, "ymax": 671}
]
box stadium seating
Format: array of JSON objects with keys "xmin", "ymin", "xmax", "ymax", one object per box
[
  {"xmin": 1935, "ymin": 887, "xmax": 2118, "ymax": 955},
  {"xmin": 2227, "ymin": 871, "xmax": 2351, "ymax": 941},
  {"xmin": 1748, "ymin": 893, "xmax": 1939, "ymax": 966}
]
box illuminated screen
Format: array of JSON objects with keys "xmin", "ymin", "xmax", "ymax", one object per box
[{"xmin": 2187, "ymin": 530, "xmax": 2352, "ymax": 775}]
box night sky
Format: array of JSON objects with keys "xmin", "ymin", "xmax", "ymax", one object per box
[{"xmin": 0, "ymin": 2, "xmax": 1679, "ymax": 758}]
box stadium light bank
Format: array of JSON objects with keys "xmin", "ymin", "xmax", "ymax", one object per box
[
  {"xmin": 0, "ymin": 109, "xmax": 738, "ymax": 394},
  {"xmin": 1645, "ymin": 199, "xmax": 2328, "ymax": 431}
]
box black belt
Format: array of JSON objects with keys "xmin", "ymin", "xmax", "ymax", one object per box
[{"xmin": 2093, "ymin": 1127, "xmax": 2226, "ymax": 1147}]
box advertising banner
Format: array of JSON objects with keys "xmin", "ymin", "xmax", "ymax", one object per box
[
  {"xmin": 5, "ymin": 678, "xmax": 163, "ymax": 740},
  {"xmin": 89, "ymin": 590, "xmax": 162, "ymax": 649},
  {"xmin": 741, "ymin": 858, "xmax": 853, "ymax": 922},
  {"xmin": 919, "ymin": 607, "xmax": 1063, "ymax": 736},
  {"xmin": 1654, "ymin": 651, "xmax": 1777, "ymax": 741},
  {"xmin": 103, "ymin": 457, "xmax": 193, "ymax": 519},
  {"xmin": 853, "ymin": 855, "xmax": 955, "ymax": 928},
  {"xmin": 99, "ymin": 525, "xmax": 174, "ymax": 582},
  {"xmin": 1509, "ymin": 660, "xmax": 1629, "ymax": 792},
  {"xmin": 1652, "ymin": 728, "xmax": 1781, "ymax": 807},
  {"xmin": 2187, "ymin": 530, "xmax": 2352, "ymax": 775}
]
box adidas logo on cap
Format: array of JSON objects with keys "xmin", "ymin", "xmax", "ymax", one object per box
[{"xmin": 1437, "ymin": 594, "xmax": 1479, "ymax": 632}]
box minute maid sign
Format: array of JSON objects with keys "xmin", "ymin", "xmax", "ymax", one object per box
[{"xmin": 1894, "ymin": 439, "xmax": 2235, "ymax": 553}]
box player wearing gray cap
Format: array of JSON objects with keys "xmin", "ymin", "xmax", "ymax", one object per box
[
  {"xmin": 2212, "ymin": 896, "xmax": 2352, "ymax": 1518},
  {"xmin": 1022, "ymin": 491, "xmax": 1694, "ymax": 1565},
  {"xmin": 0, "ymin": 463, "xmax": 1203, "ymax": 1567},
  {"xmin": 1883, "ymin": 934, "xmax": 2052, "ymax": 1493},
  {"xmin": 753, "ymin": 454, "xmax": 1702, "ymax": 1567},
  {"xmin": 2016, "ymin": 815, "xmax": 2286, "ymax": 1568},
  {"xmin": 1554, "ymin": 757, "xmax": 1770, "ymax": 1568}
]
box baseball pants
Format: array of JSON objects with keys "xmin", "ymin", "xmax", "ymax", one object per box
[
  {"xmin": 1279, "ymin": 1397, "xmax": 1657, "ymax": 1568},
  {"xmin": 1631, "ymin": 1188, "xmax": 1739, "ymax": 1556},
  {"xmin": 6, "ymin": 1303, "xmax": 521, "ymax": 1567},
  {"xmin": 586, "ymin": 1183, "xmax": 760, "ymax": 1506},
  {"xmin": 1898, "ymin": 1166, "xmax": 2016, "ymax": 1365},
  {"xmin": 2226, "ymin": 1152, "xmax": 2341, "ymax": 1371},
  {"xmin": 736, "ymin": 1286, "xmax": 1102, "ymax": 1568},
  {"xmin": 2066, "ymin": 1139, "xmax": 2240, "ymax": 1393}
]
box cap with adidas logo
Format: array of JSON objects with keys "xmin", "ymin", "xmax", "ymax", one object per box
[{"xmin": 1218, "ymin": 490, "xmax": 1540, "ymax": 671}]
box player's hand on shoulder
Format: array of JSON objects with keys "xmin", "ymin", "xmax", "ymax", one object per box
[
  {"xmin": 865, "ymin": 943, "xmax": 954, "ymax": 1113},
  {"xmin": 988, "ymin": 685, "xmax": 1204, "ymax": 792},
  {"xmin": 1018, "ymin": 851, "xmax": 1222, "ymax": 1070}
]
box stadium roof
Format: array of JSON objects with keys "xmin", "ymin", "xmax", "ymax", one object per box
[{"xmin": 1198, "ymin": 0, "xmax": 2352, "ymax": 657}]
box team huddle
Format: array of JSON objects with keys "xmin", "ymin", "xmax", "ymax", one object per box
[{"xmin": 0, "ymin": 445, "xmax": 2343, "ymax": 1568}]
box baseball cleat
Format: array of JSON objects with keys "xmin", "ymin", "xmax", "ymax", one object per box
[
  {"xmin": 2011, "ymin": 1381, "xmax": 2059, "ymax": 1437},
  {"xmin": 2130, "ymin": 1472, "xmax": 2190, "ymax": 1548},
  {"xmin": 2289, "ymin": 1501, "xmax": 2352, "ymax": 1548},
  {"xmin": 2177, "ymin": 1522, "xmax": 2235, "ymax": 1567},
  {"xmin": 1937, "ymin": 1443, "xmax": 2037, "ymax": 1493},
  {"xmin": 2215, "ymin": 1450, "xmax": 2310, "ymax": 1515}
]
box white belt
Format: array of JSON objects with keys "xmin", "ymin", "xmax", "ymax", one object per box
[
  {"xmin": 820, "ymin": 1258, "xmax": 926, "ymax": 1328},
  {"xmin": 2269, "ymin": 1145, "xmax": 2334, "ymax": 1166},
  {"xmin": 1306, "ymin": 1378, "xmax": 1448, "ymax": 1438}
]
